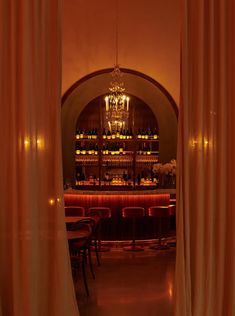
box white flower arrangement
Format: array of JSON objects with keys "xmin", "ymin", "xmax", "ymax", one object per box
[{"xmin": 153, "ymin": 159, "xmax": 176, "ymax": 175}]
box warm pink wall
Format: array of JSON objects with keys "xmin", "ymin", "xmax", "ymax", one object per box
[{"xmin": 62, "ymin": 0, "xmax": 180, "ymax": 104}]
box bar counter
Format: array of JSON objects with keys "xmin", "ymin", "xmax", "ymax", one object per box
[
  {"xmin": 64, "ymin": 188, "xmax": 176, "ymax": 241},
  {"xmin": 64, "ymin": 188, "xmax": 176, "ymax": 195}
]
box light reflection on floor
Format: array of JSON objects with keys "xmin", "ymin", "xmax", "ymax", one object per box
[{"xmin": 75, "ymin": 246, "xmax": 175, "ymax": 316}]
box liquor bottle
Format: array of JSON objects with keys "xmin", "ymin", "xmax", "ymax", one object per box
[
  {"xmin": 102, "ymin": 144, "xmax": 106, "ymax": 155},
  {"xmin": 145, "ymin": 129, "xmax": 148, "ymax": 139},
  {"xmin": 119, "ymin": 142, "xmax": 124, "ymax": 154},
  {"xmin": 107, "ymin": 130, "xmax": 111, "ymax": 140},
  {"xmin": 116, "ymin": 129, "xmax": 120, "ymax": 139},
  {"xmin": 105, "ymin": 144, "xmax": 109, "ymax": 155},
  {"xmin": 75, "ymin": 143, "xmax": 81, "ymax": 155},
  {"xmin": 81, "ymin": 144, "xmax": 86, "ymax": 155},
  {"xmin": 153, "ymin": 128, "xmax": 158, "ymax": 139},
  {"xmin": 111, "ymin": 131, "xmax": 116, "ymax": 139},
  {"xmin": 138, "ymin": 143, "xmax": 142, "ymax": 155},
  {"xmin": 91, "ymin": 128, "xmax": 96, "ymax": 139},
  {"xmin": 88, "ymin": 142, "xmax": 92, "ymax": 155},
  {"xmin": 76, "ymin": 129, "xmax": 80, "ymax": 139},
  {"xmin": 115, "ymin": 143, "xmax": 119, "ymax": 155},
  {"xmin": 87, "ymin": 129, "xmax": 91, "ymax": 139},
  {"xmin": 94, "ymin": 128, "xmax": 98, "ymax": 139},
  {"xmin": 146, "ymin": 143, "xmax": 151, "ymax": 155},
  {"xmin": 129, "ymin": 128, "xmax": 133, "ymax": 139},
  {"xmin": 143, "ymin": 142, "xmax": 147, "ymax": 155},
  {"xmin": 123, "ymin": 129, "xmax": 127, "ymax": 140},
  {"xmin": 120, "ymin": 128, "xmax": 123, "ymax": 139},
  {"xmin": 102, "ymin": 128, "xmax": 107, "ymax": 139},
  {"xmin": 137, "ymin": 128, "xmax": 141, "ymax": 139},
  {"xmin": 79, "ymin": 129, "xmax": 84, "ymax": 139},
  {"xmin": 91, "ymin": 143, "xmax": 95, "ymax": 155},
  {"xmin": 141, "ymin": 129, "xmax": 145, "ymax": 139},
  {"xmin": 94, "ymin": 143, "xmax": 98, "ymax": 155}
]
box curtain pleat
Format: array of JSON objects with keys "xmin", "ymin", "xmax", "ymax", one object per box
[
  {"xmin": 0, "ymin": 1, "xmax": 79, "ymax": 315},
  {"xmin": 176, "ymin": 0, "xmax": 235, "ymax": 315}
]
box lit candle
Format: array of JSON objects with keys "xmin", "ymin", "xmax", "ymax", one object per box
[
  {"xmin": 105, "ymin": 96, "xmax": 109, "ymax": 111},
  {"xmin": 126, "ymin": 97, "xmax": 130, "ymax": 111}
]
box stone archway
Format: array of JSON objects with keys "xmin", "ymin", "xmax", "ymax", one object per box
[{"xmin": 61, "ymin": 68, "xmax": 178, "ymax": 183}]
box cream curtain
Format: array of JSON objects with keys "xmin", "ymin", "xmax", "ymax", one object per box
[
  {"xmin": 176, "ymin": 1, "xmax": 235, "ymax": 315},
  {"xmin": 0, "ymin": 1, "xmax": 79, "ymax": 315}
]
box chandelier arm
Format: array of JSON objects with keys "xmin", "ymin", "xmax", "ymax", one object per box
[{"xmin": 115, "ymin": 0, "xmax": 119, "ymax": 66}]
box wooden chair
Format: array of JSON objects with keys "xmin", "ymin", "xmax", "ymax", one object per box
[{"xmin": 69, "ymin": 218, "xmax": 95, "ymax": 296}]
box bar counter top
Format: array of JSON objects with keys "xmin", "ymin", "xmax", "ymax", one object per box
[
  {"xmin": 64, "ymin": 188, "xmax": 176, "ymax": 196},
  {"xmin": 64, "ymin": 188, "xmax": 176, "ymax": 240}
]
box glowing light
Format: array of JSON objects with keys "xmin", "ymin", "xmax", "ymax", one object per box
[
  {"xmin": 24, "ymin": 138, "xmax": 30, "ymax": 149},
  {"xmin": 190, "ymin": 137, "xmax": 210, "ymax": 149},
  {"xmin": 191, "ymin": 139, "xmax": 198, "ymax": 148},
  {"xmin": 57, "ymin": 197, "xmax": 62, "ymax": 206},
  {"xmin": 168, "ymin": 282, "xmax": 173, "ymax": 299},
  {"xmin": 49, "ymin": 198, "xmax": 55, "ymax": 206},
  {"xmin": 36, "ymin": 137, "xmax": 45, "ymax": 150}
]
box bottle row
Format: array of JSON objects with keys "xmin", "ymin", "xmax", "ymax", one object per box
[
  {"xmin": 102, "ymin": 128, "xmax": 133, "ymax": 140},
  {"xmin": 75, "ymin": 176, "xmax": 158, "ymax": 187},
  {"xmin": 137, "ymin": 128, "xmax": 158, "ymax": 140},
  {"xmin": 75, "ymin": 143, "xmax": 99, "ymax": 155},
  {"xmin": 76, "ymin": 128, "xmax": 98, "ymax": 140},
  {"xmin": 75, "ymin": 142, "xmax": 158, "ymax": 156},
  {"xmin": 75, "ymin": 127, "xmax": 159, "ymax": 140}
]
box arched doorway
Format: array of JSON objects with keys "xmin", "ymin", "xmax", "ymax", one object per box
[{"xmin": 61, "ymin": 68, "xmax": 178, "ymax": 183}]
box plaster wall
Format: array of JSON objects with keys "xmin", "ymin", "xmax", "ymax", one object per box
[{"xmin": 62, "ymin": 0, "xmax": 180, "ymax": 104}]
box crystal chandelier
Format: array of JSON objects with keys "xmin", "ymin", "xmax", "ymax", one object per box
[
  {"xmin": 104, "ymin": 0, "xmax": 130, "ymax": 132},
  {"xmin": 105, "ymin": 65, "xmax": 130, "ymax": 131}
]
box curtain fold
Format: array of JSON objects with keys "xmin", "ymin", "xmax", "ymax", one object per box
[
  {"xmin": 176, "ymin": 0, "xmax": 235, "ymax": 315},
  {"xmin": 0, "ymin": 1, "xmax": 79, "ymax": 315}
]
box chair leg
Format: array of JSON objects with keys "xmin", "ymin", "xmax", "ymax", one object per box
[
  {"xmin": 88, "ymin": 246, "xmax": 95, "ymax": 280},
  {"xmin": 70, "ymin": 255, "xmax": 80, "ymax": 283},
  {"xmin": 94, "ymin": 238, "xmax": 101, "ymax": 266},
  {"xmin": 82, "ymin": 250, "xmax": 89, "ymax": 296}
]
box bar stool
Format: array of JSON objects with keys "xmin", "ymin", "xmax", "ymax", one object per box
[
  {"xmin": 121, "ymin": 207, "xmax": 145, "ymax": 251},
  {"xmin": 148, "ymin": 206, "xmax": 171, "ymax": 250},
  {"xmin": 168, "ymin": 204, "xmax": 176, "ymax": 247},
  {"xmin": 65, "ymin": 206, "xmax": 85, "ymax": 217},
  {"xmin": 87, "ymin": 207, "xmax": 112, "ymax": 252}
]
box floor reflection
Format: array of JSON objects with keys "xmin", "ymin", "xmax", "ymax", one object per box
[{"xmin": 75, "ymin": 247, "xmax": 175, "ymax": 316}]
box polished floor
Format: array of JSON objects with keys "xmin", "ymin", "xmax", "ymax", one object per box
[{"xmin": 75, "ymin": 244, "xmax": 175, "ymax": 316}]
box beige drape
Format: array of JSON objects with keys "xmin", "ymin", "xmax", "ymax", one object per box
[
  {"xmin": 0, "ymin": 1, "xmax": 79, "ymax": 315},
  {"xmin": 176, "ymin": 1, "xmax": 235, "ymax": 315}
]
